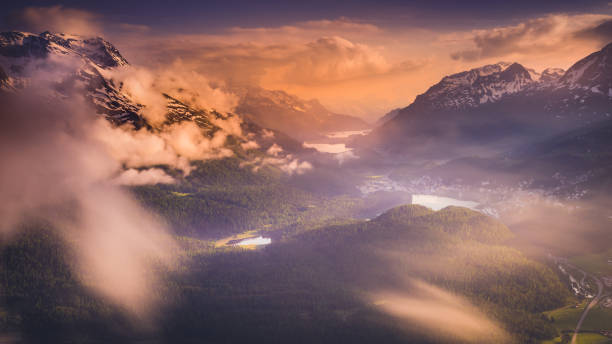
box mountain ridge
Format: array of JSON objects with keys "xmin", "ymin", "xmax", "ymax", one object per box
[
  {"xmin": 363, "ymin": 43, "xmax": 612, "ymax": 160},
  {"xmin": 233, "ymin": 86, "xmax": 370, "ymax": 141},
  {"xmin": 0, "ymin": 31, "xmax": 318, "ymax": 173}
]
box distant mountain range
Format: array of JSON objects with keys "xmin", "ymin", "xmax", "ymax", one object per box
[
  {"xmin": 233, "ymin": 86, "xmax": 369, "ymax": 141},
  {"xmin": 362, "ymin": 43, "xmax": 612, "ymax": 160},
  {"xmin": 0, "ymin": 31, "xmax": 366, "ymax": 151}
]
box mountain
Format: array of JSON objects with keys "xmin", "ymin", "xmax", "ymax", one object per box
[
  {"xmin": 2, "ymin": 204, "xmax": 568, "ymax": 343},
  {"xmin": 233, "ymin": 86, "xmax": 369, "ymax": 141},
  {"xmin": 560, "ymin": 43, "xmax": 612, "ymax": 91},
  {"xmin": 538, "ymin": 68, "xmax": 565, "ymax": 84},
  {"xmin": 407, "ymin": 62, "xmax": 532, "ymax": 111},
  {"xmin": 389, "ymin": 113, "xmax": 612, "ymax": 206},
  {"xmin": 0, "ymin": 31, "xmax": 128, "ymax": 67},
  {"xmin": 0, "ymin": 31, "xmax": 316, "ymax": 164},
  {"xmin": 356, "ymin": 43, "xmax": 612, "ymax": 161},
  {"xmin": 375, "ymin": 107, "xmax": 401, "ymax": 126},
  {"xmin": 0, "ymin": 31, "xmax": 146, "ymax": 126},
  {"xmin": 0, "ymin": 65, "xmax": 8, "ymax": 88}
]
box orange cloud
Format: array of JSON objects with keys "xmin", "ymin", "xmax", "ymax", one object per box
[
  {"xmin": 261, "ymin": 36, "xmax": 390, "ymax": 86},
  {"xmin": 451, "ymin": 14, "xmax": 612, "ymax": 68},
  {"xmin": 26, "ymin": 7, "xmax": 610, "ymax": 120}
]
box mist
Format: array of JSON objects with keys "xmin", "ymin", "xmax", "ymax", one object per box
[
  {"xmin": 0, "ymin": 77, "xmax": 176, "ymax": 316},
  {"xmin": 2, "ymin": 3, "xmax": 612, "ymax": 343},
  {"xmin": 371, "ymin": 280, "xmax": 510, "ymax": 343}
]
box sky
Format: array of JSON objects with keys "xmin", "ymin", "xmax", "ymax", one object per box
[{"xmin": 3, "ymin": 1, "xmax": 612, "ymax": 120}]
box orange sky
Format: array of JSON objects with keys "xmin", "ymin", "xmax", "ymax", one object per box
[
  {"xmin": 8, "ymin": 6, "xmax": 612, "ymax": 121},
  {"xmin": 115, "ymin": 14, "xmax": 612, "ymax": 121}
]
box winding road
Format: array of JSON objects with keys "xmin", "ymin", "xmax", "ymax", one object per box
[{"xmin": 565, "ymin": 263, "xmax": 604, "ymax": 344}]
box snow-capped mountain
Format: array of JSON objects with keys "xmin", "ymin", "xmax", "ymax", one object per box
[
  {"xmin": 364, "ymin": 42, "xmax": 612, "ymax": 160},
  {"xmin": 0, "ymin": 31, "xmax": 128, "ymax": 67},
  {"xmin": 560, "ymin": 43, "xmax": 612, "ymax": 92},
  {"xmin": 538, "ymin": 68, "xmax": 565, "ymax": 84},
  {"xmin": 0, "ymin": 31, "xmax": 364, "ymax": 148},
  {"xmin": 410, "ymin": 62, "xmax": 535, "ymax": 111},
  {"xmin": 0, "ymin": 31, "xmax": 314, "ymax": 162},
  {"xmin": 0, "ymin": 31, "xmax": 145, "ymax": 126}
]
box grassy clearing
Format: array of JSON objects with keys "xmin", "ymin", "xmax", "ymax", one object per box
[
  {"xmin": 576, "ymin": 333, "xmax": 612, "ymax": 344},
  {"xmin": 582, "ymin": 304, "xmax": 612, "ymax": 331},
  {"xmin": 570, "ymin": 249, "xmax": 612, "ymax": 276},
  {"xmin": 541, "ymin": 298, "xmax": 612, "ymax": 344},
  {"xmin": 542, "ymin": 333, "xmax": 612, "ymax": 344},
  {"xmin": 544, "ymin": 301, "xmax": 588, "ymax": 332}
]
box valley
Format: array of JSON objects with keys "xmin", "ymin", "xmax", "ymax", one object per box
[{"xmin": 1, "ymin": 8, "xmax": 612, "ymax": 343}]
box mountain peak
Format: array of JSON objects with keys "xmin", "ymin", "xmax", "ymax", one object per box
[
  {"xmin": 0, "ymin": 31, "xmax": 128, "ymax": 69},
  {"xmin": 412, "ymin": 61, "xmax": 534, "ymax": 111},
  {"xmin": 560, "ymin": 41, "xmax": 612, "ymax": 91},
  {"xmin": 539, "ymin": 67, "xmax": 565, "ymax": 83},
  {"xmin": 503, "ymin": 63, "xmax": 530, "ymax": 77}
]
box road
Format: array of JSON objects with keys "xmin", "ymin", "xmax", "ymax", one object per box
[{"xmin": 566, "ymin": 263, "xmax": 604, "ymax": 344}]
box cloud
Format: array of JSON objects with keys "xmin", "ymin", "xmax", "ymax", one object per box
[
  {"xmin": 0, "ymin": 86, "xmax": 176, "ymax": 316},
  {"xmin": 95, "ymin": 16, "xmax": 439, "ymax": 119},
  {"xmin": 117, "ymin": 23, "xmax": 152, "ymax": 34},
  {"xmin": 7, "ymin": 5, "xmax": 101, "ymax": 36},
  {"xmin": 262, "ymin": 36, "xmax": 390, "ymax": 86},
  {"xmin": 96, "ymin": 62, "xmax": 245, "ymax": 177},
  {"xmin": 102, "ymin": 62, "xmax": 238, "ymax": 126},
  {"xmin": 275, "ymin": 158, "xmax": 313, "ymax": 175},
  {"xmin": 240, "ymin": 140, "xmax": 260, "ymax": 150},
  {"xmin": 228, "ymin": 17, "xmax": 382, "ymax": 39},
  {"xmin": 371, "ymin": 280, "xmax": 510, "ymax": 343},
  {"xmin": 242, "ymin": 143, "xmax": 313, "ymax": 175},
  {"xmin": 9, "ymin": 6, "xmax": 612, "ymax": 121},
  {"xmin": 573, "ymin": 19, "xmax": 612, "ymax": 45},
  {"xmin": 0, "ymin": 49, "xmax": 253, "ymax": 315},
  {"xmin": 120, "ymin": 33, "xmax": 421, "ymax": 120},
  {"xmin": 126, "ymin": 35, "xmax": 393, "ymax": 89},
  {"xmin": 267, "ymin": 143, "xmax": 284, "ymax": 156},
  {"xmin": 112, "ymin": 168, "xmax": 176, "ymax": 185},
  {"xmin": 93, "ymin": 119, "xmax": 233, "ymax": 175},
  {"xmin": 334, "ymin": 150, "xmax": 359, "ymax": 164},
  {"xmin": 451, "ymin": 14, "xmax": 612, "ymax": 62}
]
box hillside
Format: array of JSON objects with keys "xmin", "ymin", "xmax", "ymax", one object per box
[
  {"xmin": 234, "ymin": 86, "xmax": 369, "ymax": 141},
  {"xmin": 356, "ymin": 43, "xmax": 612, "ymax": 161},
  {"xmin": 0, "ymin": 205, "xmax": 570, "ymax": 343}
]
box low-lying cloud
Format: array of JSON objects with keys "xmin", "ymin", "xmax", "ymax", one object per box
[
  {"xmin": 102, "ymin": 62, "xmax": 238, "ymax": 126},
  {"xmin": 112, "ymin": 168, "xmax": 176, "ymax": 186},
  {"xmin": 0, "ymin": 88, "xmax": 176, "ymax": 316},
  {"xmin": 94, "ymin": 119, "xmax": 234, "ymax": 175},
  {"xmin": 371, "ymin": 279, "xmax": 510, "ymax": 343},
  {"xmin": 241, "ymin": 143, "xmax": 313, "ymax": 175}
]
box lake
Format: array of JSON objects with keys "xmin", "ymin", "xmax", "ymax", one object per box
[
  {"xmin": 411, "ymin": 194, "xmax": 479, "ymax": 211},
  {"xmin": 232, "ymin": 236, "xmax": 272, "ymax": 247}
]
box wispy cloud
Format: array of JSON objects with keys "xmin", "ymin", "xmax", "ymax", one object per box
[
  {"xmin": 451, "ymin": 14, "xmax": 612, "ymax": 64},
  {"xmin": 7, "ymin": 5, "xmax": 102, "ymax": 35},
  {"xmin": 371, "ymin": 279, "xmax": 510, "ymax": 343}
]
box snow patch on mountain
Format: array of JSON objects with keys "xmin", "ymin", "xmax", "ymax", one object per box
[{"xmin": 412, "ymin": 62, "xmax": 533, "ymax": 110}]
